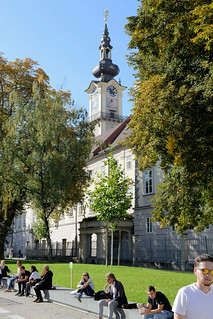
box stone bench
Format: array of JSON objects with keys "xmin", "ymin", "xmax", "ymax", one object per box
[
  {"xmin": 0, "ymin": 276, "xmax": 10, "ymax": 288},
  {"xmin": 1, "ymin": 278, "xmax": 139, "ymax": 319}
]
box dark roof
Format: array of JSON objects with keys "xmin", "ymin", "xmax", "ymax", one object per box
[{"xmin": 92, "ymin": 116, "xmax": 131, "ymax": 156}]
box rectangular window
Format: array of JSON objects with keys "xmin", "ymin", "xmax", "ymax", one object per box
[
  {"xmin": 172, "ymin": 252, "xmax": 181, "ymax": 262},
  {"xmin": 126, "ymin": 155, "xmax": 132, "ymax": 169},
  {"xmin": 61, "ymin": 211, "xmax": 65, "ymax": 219},
  {"xmin": 89, "ymin": 198, "xmax": 93, "ymax": 213},
  {"xmin": 171, "ymin": 225, "xmax": 176, "ymax": 232},
  {"xmin": 91, "ymin": 233, "xmax": 97, "ymax": 257},
  {"xmin": 78, "ymin": 204, "xmax": 83, "ymax": 216},
  {"xmin": 90, "ymin": 169, "xmax": 94, "ymax": 180},
  {"xmin": 146, "ymin": 217, "xmax": 153, "ymax": 233},
  {"xmin": 67, "ymin": 207, "xmax": 73, "ymax": 217},
  {"xmin": 101, "ymin": 165, "xmax": 105, "ymax": 177},
  {"xmin": 127, "ymin": 188, "xmax": 132, "ymax": 198},
  {"xmin": 145, "ymin": 170, "xmax": 153, "ymax": 194}
]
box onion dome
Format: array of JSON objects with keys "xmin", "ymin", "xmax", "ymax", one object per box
[{"xmin": 92, "ymin": 9, "xmax": 120, "ymax": 82}]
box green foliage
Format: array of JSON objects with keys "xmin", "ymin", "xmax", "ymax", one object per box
[
  {"xmin": 89, "ymin": 152, "xmax": 133, "ymax": 229},
  {"xmin": 125, "ymin": 0, "xmax": 213, "ymax": 232},
  {"xmin": 2, "ymin": 84, "xmax": 94, "ymax": 257},
  {"xmin": 33, "ymin": 217, "xmax": 49, "ymax": 240},
  {"xmin": 152, "ymin": 166, "xmax": 213, "ymax": 234},
  {"xmin": 0, "ymin": 54, "xmax": 55, "ymax": 259}
]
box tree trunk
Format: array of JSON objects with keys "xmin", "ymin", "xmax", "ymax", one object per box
[
  {"xmin": 0, "ymin": 218, "xmax": 13, "ymax": 259},
  {"xmin": 181, "ymin": 233, "xmax": 188, "ymax": 271},
  {"xmin": 44, "ymin": 215, "xmax": 53, "ymax": 261},
  {"xmin": 105, "ymin": 227, "xmax": 108, "ymax": 267},
  {"xmin": 0, "ymin": 198, "xmax": 24, "ymax": 259},
  {"xmin": 111, "ymin": 229, "xmax": 113, "ymax": 266}
]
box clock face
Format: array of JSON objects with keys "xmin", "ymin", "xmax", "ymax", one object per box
[{"xmin": 107, "ymin": 85, "xmax": 117, "ymax": 97}]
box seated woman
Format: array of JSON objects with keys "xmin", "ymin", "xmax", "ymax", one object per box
[
  {"xmin": 33, "ymin": 265, "xmax": 53, "ymax": 303},
  {"xmin": 4, "ymin": 260, "xmax": 22, "ymax": 292},
  {"xmin": 25, "ymin": 265, "xmax": 41, "ymax": 296},
  {"xmin": 0, "ymin": 260, "xmax": 12, "ymax": 286},
  {"xmin": 72, "ymin": 272, "xmax": 95, "ymax": 299}
]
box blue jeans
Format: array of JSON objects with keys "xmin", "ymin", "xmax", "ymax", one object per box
[
  {"xmin": 8, "ymin": 276, "xmax": 19, "ymax": 288},
  {"xmin": 78, "ymin": 281, "xmax": 94, "ymax": 296},
  {"xmin": 143, "ymin": 310, "xmax": 173, "ymax": 319}
]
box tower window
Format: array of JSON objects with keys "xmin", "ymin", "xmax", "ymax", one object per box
[
  {"xmin": 101, "ymin": 165, "xmax": 106, "ymax": 177},
  {"xmin": 144, "ymin": 169, "xmax": 153, "ymax": 194},
  {"xmin": 126, "ymin": 156, "xmax": 132, "ymax": 169}
]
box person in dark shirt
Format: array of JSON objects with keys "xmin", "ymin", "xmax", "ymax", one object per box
[
  {"xmin": 34, "ymin": 265, "xmax": 53, "ymax": 303},
  {"xmin": 0, "ymin": 260, "xmax": 12, "ymax": 286},
  {"xmin": 15, "ymin": 266, "xmax": 30, "ymax": 296},
  {"xmin": 98, "ymin": 272, "xmax": 127, "ymax": 319},
  {"xmin": 0, "ymin": 260, "xmax": 11, "ymax": 277},
  {"xmin": 138, "ymin": 286, "xmax": 173, "ymax": 318}
]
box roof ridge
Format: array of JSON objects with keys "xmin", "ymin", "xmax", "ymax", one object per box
[{"xmin": 93, "ymin": 115, "xmax": 131, "ymax": 156}]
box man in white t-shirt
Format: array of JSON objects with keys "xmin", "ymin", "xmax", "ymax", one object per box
[{"xmin": 172, "ymin": 253, "xmax": 213, "ymax": 319}]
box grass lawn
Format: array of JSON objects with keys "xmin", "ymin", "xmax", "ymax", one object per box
[{"xmin": 5, "ymin": 260, "xmax": 195, "ymax": 305}]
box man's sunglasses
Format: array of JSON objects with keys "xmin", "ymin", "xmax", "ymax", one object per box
[{"xmin": 197, "ymin": 268, "xmax": 213, "ymax": 275}]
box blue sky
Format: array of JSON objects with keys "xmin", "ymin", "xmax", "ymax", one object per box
[{"xmin": 1, "ymin": 0, "xmax": 139, "ymax": 116}]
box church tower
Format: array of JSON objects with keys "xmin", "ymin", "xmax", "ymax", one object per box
[{"xmin": 85, "ymin": 9, "xmax": 126, "ymax": 137}]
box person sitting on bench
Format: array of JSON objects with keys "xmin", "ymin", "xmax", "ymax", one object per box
[
  {"xmin": 138, "ymin": 285, "xmax": 173, "ymax": 319},
  {"xmin": 98, "ymin": 272, "xmax": 127, "ymax": 319},
  {"xmin": 34, "ymin": 265, "xmax": 53, "ymax": 303},
  {"xmin": 26, "ymin": 265, "xmax": 41, "ymax": 296},
  {"xmin": 0, "ymin": 260, "xmax": 12, "ymax": 286},
  {"xmin": 15, "ymin": 266, "xmax": 30, "ymax": 296},
  {"xmin": 71, "ymin": 272, "xmax": 95, "ymax": 299},
  {"xmin": 4, "ymin": 260, "xmax": 22, "ymax": 292}
]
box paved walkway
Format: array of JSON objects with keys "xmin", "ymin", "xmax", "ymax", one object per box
[{"xmin": 0, "ymin": 287, "xmax": 97, "ymax": 319}]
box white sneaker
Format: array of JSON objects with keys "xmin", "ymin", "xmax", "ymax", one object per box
[
  {"xmin": 4, "ymin": 288, "xmax": 11, "ymax": 292},
  {"xmin": 70, "ymin": 290, "xmax": 78, "ymax": 295}
]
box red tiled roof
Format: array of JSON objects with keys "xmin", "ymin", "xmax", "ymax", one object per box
[{"xmin": 92, "ymin": 116, "xmax": 131, "ymax": 156}]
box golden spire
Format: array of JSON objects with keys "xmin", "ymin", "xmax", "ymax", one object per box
[{"xmin": 104, "ymin": 8, "xmax": 109, "ymax": 23}]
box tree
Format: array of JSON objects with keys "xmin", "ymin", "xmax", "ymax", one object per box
[
  {"xmin": 89, "ymin": 152, "xmax": 133, "ymax": 266},
  {"xmin": 125, "ymin": 0, "xmax": 213, "ymax": 232},
  {"xmin": 0, "ymin": 54, "xmax": 58, "ymax": 259},
  {"xmin": 3, "ymin": 85, "xmax": 94, "ymax": 259}
]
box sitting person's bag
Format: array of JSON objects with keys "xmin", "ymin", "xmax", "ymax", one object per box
[
  {"xmin": 122, "ymin": 303, "xmax": 137, "ymax": 309},
  {"xmin": 32, "ymin": 278, "xmax": 41, "ymax": 286},
  {"xmin": 94, "ymin": 290, "xmax": 109, "ymax": 300}
]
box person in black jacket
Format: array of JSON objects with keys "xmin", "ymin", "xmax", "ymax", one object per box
[
  {"xmin": 33, "ymin": 265, "xmax": 53, "ymax": 303},
  {"xmin": 15, "ymin": 266, "xmax": 31, "ymax": 296},
  {"xmin": 98, "ymin": 272, "xmax": 127, "ymax": 319},
  {"xmin": 0, "ymin": 260, "xmax": 12, "ymax": 286}
]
